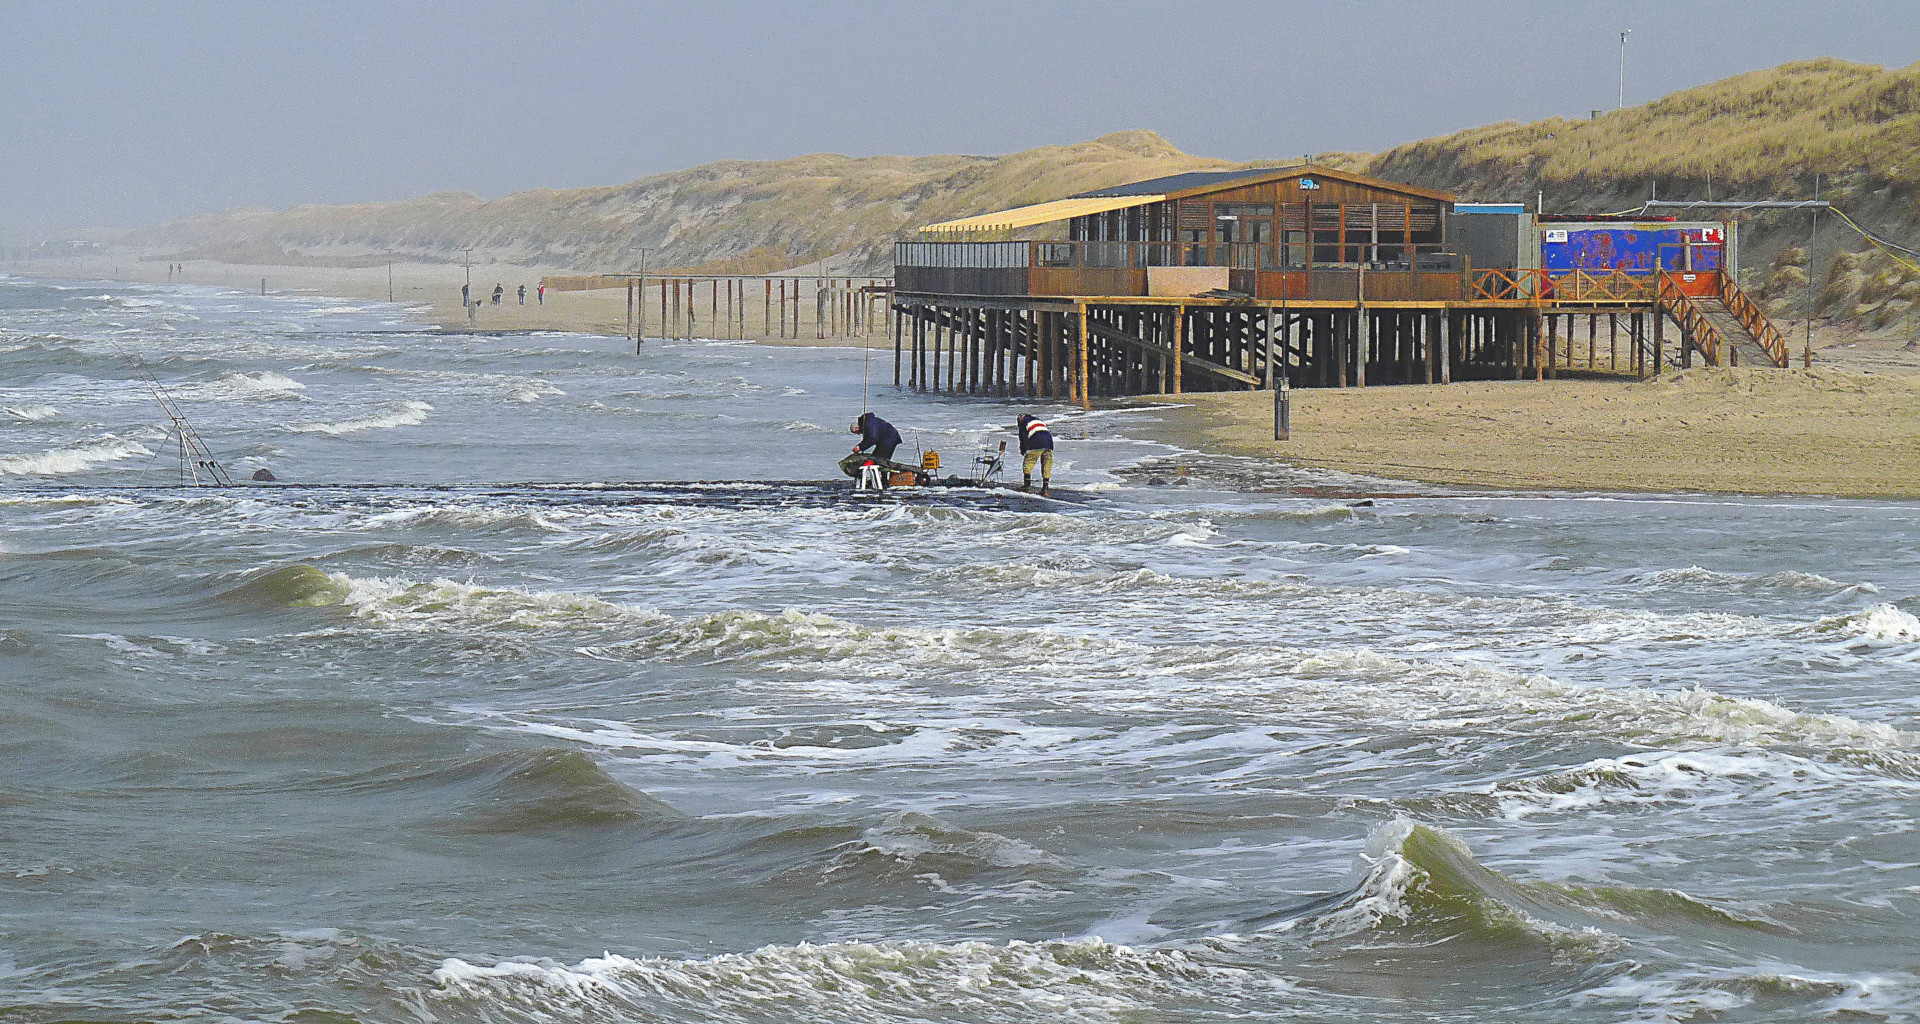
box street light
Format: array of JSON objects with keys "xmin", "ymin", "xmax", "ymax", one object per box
[{"xmin": 1618, "ymin": 29, "xmax": 1631, "ymax": 110}]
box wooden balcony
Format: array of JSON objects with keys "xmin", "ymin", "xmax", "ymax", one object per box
[
  {"xmin": 896, "ymin": 241, "xmax": 1466, "ymax": 303},
  {"xmin": 896, "ymin": 241, "xmax": 1722, "ymax": 307}
]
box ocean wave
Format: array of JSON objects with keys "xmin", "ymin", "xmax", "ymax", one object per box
[
  {"xmin": 0, "ymin": 436, "xmax": 153, "ymax": 475},
  {"xmin": 795, "ymin": 811, "xmax": 1074, "ymax": 891},
  {"xmin": 431, "ymin": 935, "xmax": 1244, "ymax": 1022},
  {"xmin": 326, "ymin": 748, "xmax": 685, "ymax": 834},
  {"xmin": 1813, "ymin": 603, "xmax": 1920, "ymax": 642},
  {"xmin": 2, "ymin": 404, "xmax": 59, "ymax": 420},
  {"xmin": 1459, "ymin": 749, "xmax": 1875, "ymax": 820},
  {"xmin": 227, "ymin": 566, "xmax": 1920, "ymax": 775},
  {"xmin": 184, "ymin": 370, "xmax": 307, "ymax": 402},
  {"xmin": 1281, "ymin": 819, "xmax": 1777, "ymax": 953},
  {"xmin": 286, "ymin": 400, "xmax": 433, "ymax": 435},
  {"xmin": 1639, "ymin": 565, "xmax": 1881, "ymax": 598}
]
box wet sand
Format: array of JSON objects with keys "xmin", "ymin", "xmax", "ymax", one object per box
[{"xmin": 1128, "ymin": 368, "xmax": 1920, "ymax": 498}]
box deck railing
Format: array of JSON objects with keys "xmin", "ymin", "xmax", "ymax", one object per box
[
  {"xmin": 898, "ymin": 240, "xmax": 1453, "ymax": 272},
  {"xmin": 1717, "ymin": 275, "xmax": 1791, "ymax": 367},
  {"xmin": 1657, "ymin": 271, "xmax": 1722, "ymax": 366}
]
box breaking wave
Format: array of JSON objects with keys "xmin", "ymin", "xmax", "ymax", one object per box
[
  {"xmin": 287, "ymin": 400, "xmax": 433, "ymax": 434},
  {"xmin": 1813, "ymin": 603, "xmax": 1920, "ymax": 642},
  {"xmin": 186, "ymin": 370, "xmax": 307, "ymax": 402},
  {"xmin": 2, "ymin": 403, "xmax": 59, "ymax": 420},
  {"xmin": 1280, "ymin": 820, "xmax": 1778, "ymax": 950},
  {"xmin": 0, "ymin": 436, "xmax": 153, "ymax": 475},
  {"xmin": 218, "ymin": 567, "xmax": 1920, "ymax": 777},
  {"xmin": 431, "ymin": 935, "xmax": 1243, "ymax": 1023}
]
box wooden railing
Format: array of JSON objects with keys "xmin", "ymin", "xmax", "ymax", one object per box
[
  {"xmin": 1547, "ymin": 269, "xmax": 1658, "ymax": 302},
  {"xmin": 1657, "ymin": 271, "xmax": 1722, "ymax": 366},
  {"xmin": 1470, "ymin": 269, "xmax": 1543, "ymax": 301},
  {"xmin": 1718, "ymin": 276, "xmax": 1791, "ymax": 367}
]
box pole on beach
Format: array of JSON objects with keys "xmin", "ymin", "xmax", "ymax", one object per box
[{"xmin": 1274, "ymin": 373, "xmax": 1291, "ymax": 441}]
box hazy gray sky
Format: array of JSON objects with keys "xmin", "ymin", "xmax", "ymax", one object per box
[{"xmin": 5, "ymin": 0, "xmax": 1916, "ymax": 237}]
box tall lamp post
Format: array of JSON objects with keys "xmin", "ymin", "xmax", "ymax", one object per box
[{"xmin": 1618, "ymin": 29, "xmax": 1631, "ymax": 110}]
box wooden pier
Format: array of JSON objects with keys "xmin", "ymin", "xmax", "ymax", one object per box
[{"xmin": 542, "ymin": 273, "xmax": 893, "ymax": 344}]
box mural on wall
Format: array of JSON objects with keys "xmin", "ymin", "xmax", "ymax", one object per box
[{"xmin": 1541, "ymin": 225, "xmax": 1724, "ymax": 273}]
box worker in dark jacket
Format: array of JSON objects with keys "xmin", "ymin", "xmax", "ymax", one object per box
[
  {"xmin": 1016, "ymin": 413, "xmax": 1053, "ymax": 495},
  {"xmin": 840, "ymin": 411, "xmax": 904, "ymax": 477}
]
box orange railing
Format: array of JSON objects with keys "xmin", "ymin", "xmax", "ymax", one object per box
[
  {"xmin": 1657, "ymin": 271, "xmax": 1722, "ymax": 366},
  {"xmin": 1471, "ymin": 269, "xmax": 1544, "ymax": 301},
  {"xmin": 1717, "ymin": 276, "xmax": 1791, "ymax": 367},
  {"xmin": 1546, "ymin": 269, "xmax": 1658, "ymax": 302}
]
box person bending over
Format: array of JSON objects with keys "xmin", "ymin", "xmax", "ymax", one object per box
[
  {"xmin": 840, "ymin": 411, "xmax": 904, "ymax": 477},
  {"xmin": 1016, "ymin": 413, "xmax": 1053, "ymax": 496}
]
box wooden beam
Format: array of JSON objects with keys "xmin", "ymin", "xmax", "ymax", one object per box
[{"xmin": 1083, "ymin": 315, "xmax": 1260, "ymax": 387}]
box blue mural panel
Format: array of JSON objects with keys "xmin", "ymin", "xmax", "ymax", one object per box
[{"xmin": 1540, "ymin": 225, "xmax": 1724, "ymax": 273}]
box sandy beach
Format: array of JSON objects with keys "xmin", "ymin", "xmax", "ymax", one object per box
[{"xmin": 1129, "ymin": 367, "xmax": 1920, "ymax": 498}]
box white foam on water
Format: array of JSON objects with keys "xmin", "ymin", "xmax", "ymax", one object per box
[
  {"xmin": 1477, "ymin": 749, "xmax": 1901, "ymax": 820},
  {"xmin": 291, "ymin": 568, "xmax": 1920, "ymax": 780},
  {"xmin": 185, "ymin": 370, "xmax": 307, "ymax": 402},
  {"xmin": 286, "ymin": 400, "xmax": 434, "ymax": 435},
  {"xmin": 1816, "ymin": 603, "xmax": 1920, "ymax": 642},
  {"xmin": 430, "ymin": 934, "xmax": 1251, "ymax": 1022},
  {"xmin": 0, "ymin": 436, "xmax": 152, "ymax": 475},
  {"xmin": 1569, "ymin": 965, "xmax": 1919, "ymax": 1023},
  {"xmin": 2, "ymin": 404, "xmax": 59, "ymax": 420}
]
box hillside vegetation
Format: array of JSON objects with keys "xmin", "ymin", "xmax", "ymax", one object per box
[
  {"xmin": 1370, "ymin": 59, "xmax": 1920, "ymax": 203},
  {"xmin": 122, "ymin": 131, "xmax": 1248, "ymax": 274},
  {"xmin": 124, "ymin": 59, "xmax": 1920, "ymax": 315}
]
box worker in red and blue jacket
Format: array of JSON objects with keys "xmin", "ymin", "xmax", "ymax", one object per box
[{"xmin": 1016, "ymin": 413, "xmax": 1053, "ymax": 495}]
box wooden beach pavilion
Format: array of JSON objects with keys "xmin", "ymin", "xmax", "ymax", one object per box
[{"xmin": 890, "ymin": 165, "xmax": 1789, "ymax": 407}]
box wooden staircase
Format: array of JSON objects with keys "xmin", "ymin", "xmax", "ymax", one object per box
[{"xmin": 1656, "ymin": 272, "xmax": 1790, "ymax": 368}]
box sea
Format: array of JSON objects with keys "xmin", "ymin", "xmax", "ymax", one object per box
[{"xmin": 2, "ymin": 274, "xmax": 1918, "ymax": 1023}]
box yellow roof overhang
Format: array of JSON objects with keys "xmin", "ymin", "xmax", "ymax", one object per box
[{"xmin": 918, "ymin": 193, "xmax": 1166, "ymax": 234}]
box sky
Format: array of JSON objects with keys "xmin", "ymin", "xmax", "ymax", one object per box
[{"xmin": 4, "ymin": 0, "xmax": 1917, "ymax": 238}]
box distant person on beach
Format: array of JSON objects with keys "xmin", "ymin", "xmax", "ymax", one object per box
[
  {"xmin": 517, "ymin": 284, "xmax": 526, "ymax": 305},
  {"xmin": 839, "ymin": 411, "xmax": 904, "ymax": 477},
  {"xmin": 461, "ymin": 283, "xmax": 470, "ymax": 306},
  {"xmin": 491, "ymin": 284, "xmax": 504, "ymax": 305},
  {"xmin": 538, "ymin": 284, "xmax": 546, "ymax": 304},
  {"xmin": 1016, "ymin": 414, "xmax": 1054, "ymax": 496}
]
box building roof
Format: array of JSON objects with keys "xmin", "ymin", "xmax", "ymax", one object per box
[
  {"xmin": 1072, "ymin": 169, "xmax": 1295, "ymax": 198},
  {"xmin": 1073, "ymin": 164, "xmax": 1456, "ymax": 203},
  {"xmin": 915, "ymin": 165, "xmax": 1457, "ymax": 237},
  {"xmin": 917, "ymin": 193, "xmax": 1165, "ymax": 235}
]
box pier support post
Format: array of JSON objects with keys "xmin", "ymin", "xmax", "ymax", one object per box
[
  {"xmin": 1076, "ymin": 303, "xmax": 1090, "ymax": 409},
  {"xmin": 1172, "ymin": 306, "xmax": 1185, "ymax": 395},
  {"xmin": 1355, "ymin": 309, "xmax": 1369, "ymax": 387}
]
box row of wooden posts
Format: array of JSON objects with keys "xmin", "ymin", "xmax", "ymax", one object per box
[
  {"xmin": 616, "ymin": 277, "xmax": 892, "ymax": 344},
  {"xmin": 892, "ymin": 302, "xmax": 1673, "ymax": 407}
]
